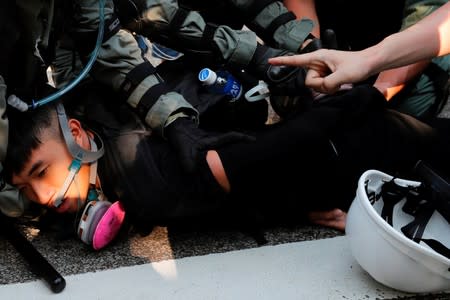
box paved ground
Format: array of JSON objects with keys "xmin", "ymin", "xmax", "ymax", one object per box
[
  {"xmin": 2, "ymin": 214, "xmax": 450, "ymax": 299},
  {"xmin": 5, "ymin": 235, "xmax": 450, "ymax": 300}
]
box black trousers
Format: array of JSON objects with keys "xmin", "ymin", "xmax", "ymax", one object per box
[{"xmin": 218, "ymin": 85, "xmax": 445, "ymax": 217}]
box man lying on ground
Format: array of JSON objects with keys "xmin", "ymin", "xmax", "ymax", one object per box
[{"xmin": 5, "ymin": 81, "xmax": 449, "ymax": 250}]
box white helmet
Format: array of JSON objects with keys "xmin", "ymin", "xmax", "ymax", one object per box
[{"xmin": 346, "ymin": 165, "xmax": 450, "ymax": 293}]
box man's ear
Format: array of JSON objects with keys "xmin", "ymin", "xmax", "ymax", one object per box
[{"xmin": 67, "ymin": 118, "xmax": 88, "ymax": 147}]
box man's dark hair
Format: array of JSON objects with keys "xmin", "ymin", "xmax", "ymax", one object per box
[{"xmin": 4, "ymin": 102, "xmax": 61, "ymax": 179}]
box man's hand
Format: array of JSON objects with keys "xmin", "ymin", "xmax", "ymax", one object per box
[
  {"xmin": 268, "ymin": 48, "xmax": 373, "ymax": 94},
  {"xmin": 250, "ymin": 30, "xmax": 338, "ymax": 118},
  {"xmin": 165, "ymin": 117, "xmax": 255, "ymax": 173}
]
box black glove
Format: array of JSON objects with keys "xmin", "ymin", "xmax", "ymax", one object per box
[
  {"xmin": 268, "ymin": 66, "xmax": 315, "ymax": 118},
  {"xmin": 247, "ymin": 44, "xmax": 314, "ymax": 118},
  {"xmin": 247, "ymin": 43, "xmax": 297, "ymax": 84},
  {"xmin": 248, "ymin": 30, "xmax": 338, "ymax": 119},
  {"xmin": 165, "ymin": 117, "xmax": 256, "ymax": 173},
  {"xmin": 248, "ymin": 29, "xmax": 337, "ymax": 82}
]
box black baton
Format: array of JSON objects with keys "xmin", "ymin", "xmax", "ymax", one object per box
[{"xmin": 0, "ymin": 213, "xmax": 66, "ymax": 293}]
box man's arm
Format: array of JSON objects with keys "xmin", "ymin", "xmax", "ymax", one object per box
[
  {"xmin": 69, "ymin": 0, "xmax": 198, "ymax": 137},
  {"xmin": 373, "ymin": 60, "xmax": 430, "ymax": 100},
  {"xmin": 373, "ymin": 0, "xmax": 449, "ymax": 100},
  {"xmin": 268, "ymin": 2, "xmax": 450, "ymax": 94}
]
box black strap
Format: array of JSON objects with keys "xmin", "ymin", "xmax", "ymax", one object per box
[
  {"xmin": 201, "ymin": 23, "xmax": 219, "ymax": 52},
  {"xmin": 169, "ymin": 7, "xmax": 190, "ymax": 36},
  {"xmin": 401, "ymin": 206, "xmax": 450, "ymax": 260},
  {"xmin": 415, "ymin": 161, "xmax": 450, "ymax": 224},
  {"xmin": 377, "ymin": 163, "xmax": 450, "ymax": 260},
  {"xmin": 119, "ymin": 61, "xmax": 157, "ymax": 99},
  {"xmin": 421, "ymin": 239, "xmax": 450, "ymax": 259},
  {"xmin": 136, "ymin": 83, "xmax": 172, "ymax": 119},
  {"xmin": 401, "ymin": 202, "xmax": 434, "ymax": 242},
  {"xmin": 262, "ymin": 11, "xmax": 296, "ymax": 46},
  {"xmin": 364, "ymin": 181, "xmax": 379, "ymax": 205},
  {"xmin": 380, "ymin": 179, "xmax": 410, "ymax": 225},
  {"xmin": 399, "ymin": 161, "xmax": 450, "ymax": 260}
]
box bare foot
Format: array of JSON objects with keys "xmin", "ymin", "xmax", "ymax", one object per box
[{"xmin": 307, "ymin": 209, "xmax": 347, "ymax": 232}]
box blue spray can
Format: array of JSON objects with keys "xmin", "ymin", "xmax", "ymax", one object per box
[{"xmin": 198, "ymin": 68, "xmax": 243, "ymax": 101}]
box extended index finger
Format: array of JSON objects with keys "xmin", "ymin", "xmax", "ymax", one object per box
[{"xmin": 268, "ymin": 53, "xmax": 313, "ymax": 67}]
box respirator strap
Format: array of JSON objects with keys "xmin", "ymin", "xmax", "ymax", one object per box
[
  {"xmin": 89, "ymin": 139, "xmax": 99, "ymax": 186},
  {"xmin": 56, "ymin": 103, "xmax": 105, "ymax": 164},
  {"xmin": 54, "ymin": 159, "xmax": 82, "ymax": 208},
  {"xmin": 53, "ymin": 103, "xmax": 104, "ymax": 207},
  {"xmin": 53, "ymin": 136, "xmax": 100, "ymax": 208}
]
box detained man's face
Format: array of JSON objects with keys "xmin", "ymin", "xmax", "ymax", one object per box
[{"xmin": 11, "ymin": 119, "xmax": 92, "ymax": 214}]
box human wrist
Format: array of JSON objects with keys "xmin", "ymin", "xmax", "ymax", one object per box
[{"xmin": 364, "ymin": 43, "xmax": 388, "ymax": 77}]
